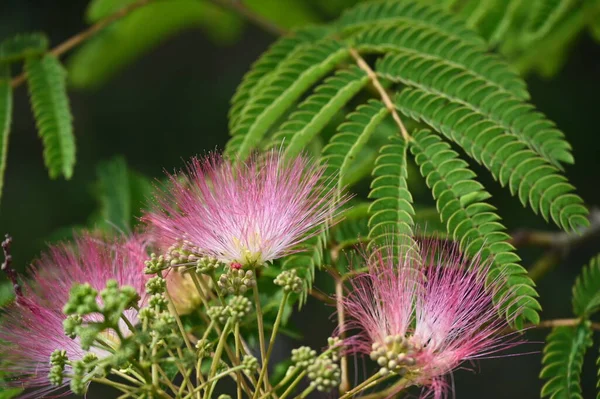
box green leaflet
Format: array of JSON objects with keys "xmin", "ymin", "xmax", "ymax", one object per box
[
  {"xmin": 25, "ymin": 55, "xmax": 76, "ymax": 180},
  {"xmin": 525, "ymin": 0, "xmax": 577, "ymax": 44},
  {"xmin": 0, "ymin": 65, "xmax": 12, "ymax": 205},
  {"xmin": 572, "ymin": 254, "xmax": 600, "ymax": 318},
  {"xmin": 280, "ymin": 229, "xmax": 327, "ymax": 308},
  {"xmin": 368, "ymin": 135, "xmax": 419, "ymax": 264},
  {"xmin": 69, "ymin": 0, "xmax": 242, "ymax": 89},
  {"xmin": 336, "ymin": 0, "xmax": 485, "ymax": 47},
  {"xmin": 376, "ymin": 51, "xmax": 572, "ymax": 167},
  {"xmin": 91, "ymin": 156, "xmax": 153, "ymax": 232},
  {"xmin": 0, "ymin": 33, "xmax": 48, "ymax": 63},
  {"xmin": 540, "ymin": 322, "xmax": 592, "ymax": 399},
  {"xmin": 229, "ymin": 27, "xmax": 329, "ymax": 132},
  {"xmin": 352, "ymin": 24, "xmax": 529, "ymax": 100},
  {"xmin": 395, "ymin": 89, "xmax": 588, "ymax": 232},
  {"xmin": 321, "ymin": 99, "xmax": 388, "ymax": 194},
  {"xmin": 225, "ymin": 39, "xmax": 349, "ymax": 161},
  {"xmin": 410, "ymin": 130, "xmax": 540, "ymax": 327},
  {"xmin": 271, "ymin": 66, "xmax": 370, "ymax": 159}
]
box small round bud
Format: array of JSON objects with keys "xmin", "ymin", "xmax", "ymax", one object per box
[
  {"xmin": 227, "ymin": 296, "xmax": 252, "ymax": 321},
  {"xmin": 145, "ymin": 276, "xmax": 166, "ymax": 294},
  {"xmin": 291, "ymin": 346, "xmax": 317, "ymax": 368},
  {"xmin": 274, "ymin": 269, "xmax": 303, "ymax": 293}
]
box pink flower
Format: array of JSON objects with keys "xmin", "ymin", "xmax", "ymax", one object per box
[
  {"xmin": 342, "ymin": 240, "xmax": 521, "ymax": 398},
  {"xmin": 0, "ymin": 234, "xmax": 150, "ymax": 397},
  {"xmin": 144, "ymin": 151, "xmax": 345, "ymax": 267}
]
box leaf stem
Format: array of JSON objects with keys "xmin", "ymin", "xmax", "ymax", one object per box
[
  {"xmin": 253, "ymin": 292, "xmax": 290, "ymax": 398},
  {"xmin": 252, "ymin": 271, "xmax": 269, "ymax": 391},
  {"xmin": 11, "ymin": 0, "xmax": 153, "ymax": 88}
]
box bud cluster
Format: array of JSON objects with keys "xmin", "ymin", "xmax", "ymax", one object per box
[
  {"xmin": 291, "ymin": 346, "xmax": 317, "ymax": 368},
  {"xmin": 369, "ymin": 334, "xmax": 418, "ymax": 376},
  {"xmin": 218, "ymin": 267, "xmax": 255, "ymax": 295},
  {"xmin": 227, "ymin": 295, "xmax": 252, "ymax": 321},
  {"xmin": 273, "ymin": 269, "xmax": 303, "ymax": 293},
  {"xmin": 307, "ymin": 356, "xmax": 341, "ymax": 392}
]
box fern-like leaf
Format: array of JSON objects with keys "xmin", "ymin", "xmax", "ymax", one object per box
[
  {"xmin": 270, "ymin": 66, "xmax": 370, "ymax": 158},
  {"xmin": 368, "ymin": 134, "xmax": 420, "ymax": 263},
  {"xmin": 572, "ymin": 254, "xmax": 600, "ymax": 318},
  {"xmin": 540, "ymin": 322, "xmax": 592, "ymax": 399},
  {"xmin": 321, "ymin": 99, "xmax": 389, "ymax": 194},
  {"xmin": 225, "ymin": 39, "xmax": 349, "ymax": 160},
  {"xmin": 410, "ymin": 130, "xmax": 540, "ymax": 327},
  {"xmin": 526, "ymin": 0, "xmax": 577, "ymax": 44},
  {"xmin": 280, "ymin": 229, "xmax": 326, "ymax": 308},
  {"xmin": 336, "ymin": 0, "xmax": 485, "ymax": 47},
  {"xmin": 25, "ymin": 55, "xmax": 76, "ymax": 180},
  {"xmin": 0, "ymin": 33, "xmax": 48, "ymax": 63},
  {"xmin": 91, "ymin": 156, "xmax": 153, "ymax": 232},
  {"xmin": 375, "ymin": 47, "xmax": 573, "ymax": 167},
  {"xmin": 0, "ymin": 65, "xmax": 12, "ymax": 204},
  {"xmin": 395, "ymin": 89, "xmax": 588, "ymax": 232},
  {"xmin": 229, "ymin": 27, "xmax": 328, "ymax": 131}
]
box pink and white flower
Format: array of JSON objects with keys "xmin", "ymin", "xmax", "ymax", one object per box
[
  {"xmin": 342, "ymin": 240, "xmax": 522, "ymax": 398},
  {"xmin": 0, "ymin": 233, "xmax": 150, "ymax": 397},
  {"xmin": 144, "ymin": 151, "xmax": 345, "ymax": 267}
]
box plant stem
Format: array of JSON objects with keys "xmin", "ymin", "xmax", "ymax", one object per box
[
  {"xmin": 235, "ymin": 323, "xmax": 243, "ymax": 399},
  {"xmin": 253, "ymin": 292, "xmax": 289, "ymax": 398},
  {"xmin": 278, "ymin": 370, "xmax": 307, "ymax": 399},
  {"xmin": 335, "ymin": 278, "xmax": 349, "ymax": 394},
  {"xmin": 339, "ymin": 373, "xmax": 387, "ymax": 399},
  {"xmin": 360, "ymin": 378, "xmax": 409, "ymax": 399},
  {"xmin": 252, "ymin": 275, "xmax": 269, "ymax": 391},
  {"xmin": 204, "ymin": 319, "xmax": 232, "ymax": 399},
  {"xmin": 11, "ymin": 0, "xmax": 153, "ymax": 88},
  {"xmin": 183, "ymin": 365, "xmax": 247, "ymax": 399}
]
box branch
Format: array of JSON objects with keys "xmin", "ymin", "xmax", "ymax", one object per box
[
  {"xmin": 11, "ymin": 0, "xmax": 152, "ymax": 88},
  {"xmin": 504, "ymin": 318, "xmax": 600, "ymax": 333},
  {"xmin": 1, "ymin": 234, "xmax": 22, "ymax": 297},
  {"xmin": 349, "ymin": 49, "xmax": 410, "ymax": 141}
]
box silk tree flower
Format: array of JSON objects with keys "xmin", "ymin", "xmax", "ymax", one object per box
[
  {"xmin": 342, "ymin": 240, "xmax": 522, "ymax": 398},
  {"xmin": 0, "ymin": 234, "xmax": 150, "ymax": 398},
  {"xmin": 144, "ymin": 150, "xmax": 345, "ymax": 268}
]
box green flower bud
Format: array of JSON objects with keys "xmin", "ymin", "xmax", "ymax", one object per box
[
  {"xmin": 207, "ymin": 306, "xmax": 229, "ymax": 324},
  {"xmin": 217, "ymin": 268, "xmax": 255, "ymax": 295},
  {"xmin": 227, "ymin": 295, "xmax": 252, "ymax": 321},
  {"xmin": 63, "ymin": 315, "xmax": 82, "ymax": 339},
  {"xmin": 63, "ymin": 283, "xmax": 99, "ymax": 316},
  {"xmin": 273, "ymin": 269, "xmax": 303, "ymax": 293},
  {"xmin": 291, "ymin": 346, "xmax": 317, "ymax": 368},
  {"xmin": 196, "ymin": 256, "xmax": 220, "ymax": 274},
  {"xmin": 307, "ymin": 357, "xmax": 341, "ymax": 392},
  {"xmin": 144, "ymin": 253, "xmax": 169, "ymax": 274},
  {"xmin": 242, "ymin": 355, "xmax": 259, "ymax": 375},
  {"xmin": 145, "ymin": 276, "xmax": 166, "ymax": 294}
]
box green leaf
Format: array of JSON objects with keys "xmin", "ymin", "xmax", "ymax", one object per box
[
  {"xmin": 25, "ymin": 54, "xmax": 75, "ymax": 180},
  {"xmin": 540, "ymin": 322, "xmax": 592, "ymax": 399},
  {"xmin": 225, "ymin": 39, "xmax": 349, "ymax": 160},
  {"xmin": 371, "ymin": 35, "xmax": 572, "ymax": 167},
  {"xmin": 0, "ymin": 387, "xmax": 22, "ymax": 399},
  {"xmin": 271, "ymin": 66, "xmax": 370, "ymax": 159},
  {"xmin": 0, "ymin": 281, "xmax": 15, "ymax": 308},
  {"xmin": 0, "ymin": 65, "xmax": 12, "ymax": 204},
  {"xmin": 572, "ymin": 254, "xmax": 600, "ymax": 318},
  {"xmin": 69, "ymin": 0, "xmax": 243, "ymax": 89},
  {"xmin": 91, "ymin": 156, "xmax": 153, "ymax": 232},
  {"xmin": 336, "ymin": 0, "xmax": 485, "ymax": 47},
  {"xmin": 368, "ymin": 134, "xmax": 420, "ymax": 264},
  {"xmin": 525, "ymin": 0, "xmax": 577, "ymax": 44},
  {"xmin": 321, "ymin": 99, "xmax": 388, "ymax": 194},
  {"xmin": 410, "ymin": 130, "xmax": 540, "ymax": 327},
  {"xmin": 228, "ymin": 27, "xmax": 329, "ymax": 131},
  {"xmin": 0, "ymin": 33, "xmax": 48, "ymax": 63},
  {"xmin": 395, "ymin": 88, "xmax": 588, "ymax": 232}
]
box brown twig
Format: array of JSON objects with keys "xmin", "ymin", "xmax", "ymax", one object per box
[
  {"xmin": 349, "ymin": 48, "xmax": 410, "ymax": 141},
  {"xmin": 503, "ymin": 318, "xmax": 600, "ymax": 334},
  {"xmin": 1, "ymin": 234, "xmax": 22, "ymax": 297},
  {"xmin": 10, "ymin": 0, "xmax": 152, "ymax": 88}
]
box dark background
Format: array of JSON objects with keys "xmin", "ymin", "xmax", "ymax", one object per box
[{"xmin": 1, "ymin": 1, "xmax": 600, "ymax": 398}]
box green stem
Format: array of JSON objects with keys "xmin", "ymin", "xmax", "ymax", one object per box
[
  {"xmin": 253, "ymin": 292, "xmax": 290, "ymax": 399},
  {"xmin": 339, "ymin": 373, "xmax": 388, "ymax": 399},
  {"xmin": 183, "ymin": 365, "xmax": 246, "ymax": 399},
  {"xmin": 293, "ymin": 384, "xmax": 314, "ymax": 399},
  {"xmin": 204, "ymin": 319, "xmax": 232, "ymax": 399},
  {"xmin": 278, "ymin": 370, "xmax": 307, "ymax": 399},
  {"xmin": 235, "ymin": 323, "xmax": 243, "ymax": 399},
  {"xmin": 252, "ymin": 277, "xmax": 269, "ymax": 392}
]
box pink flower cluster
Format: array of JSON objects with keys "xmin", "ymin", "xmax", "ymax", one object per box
[
  {"xmin": 343, "ymin": 240, "xmax": 521, "ymax": 398},
  {"xmin": 144, "ymin": 150, "xmax": 344, "ymax": 267},
  {"xmin": 0, "ymin": 234, "xmax": 150, "ymax": 397}
]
